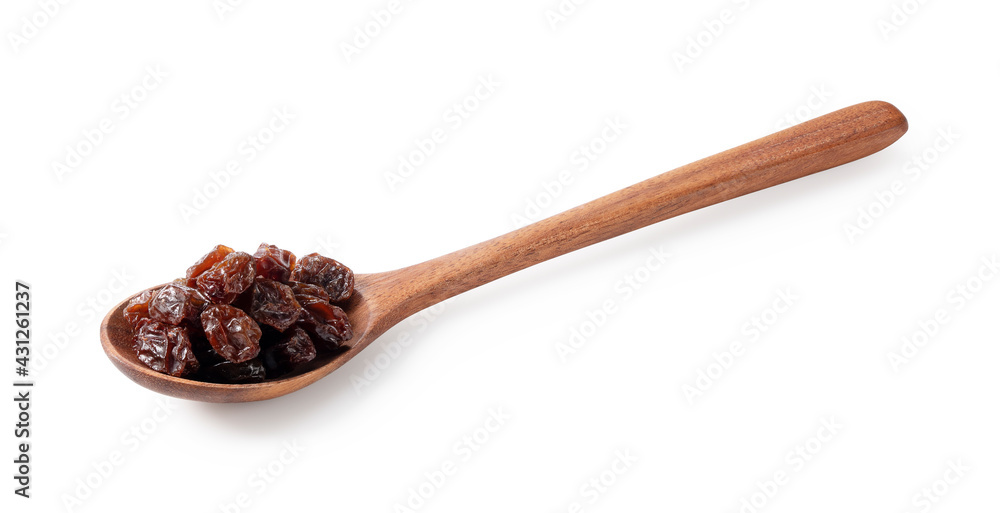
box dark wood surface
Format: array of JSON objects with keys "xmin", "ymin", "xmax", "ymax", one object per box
[{"xmin": 101, "ymin": 101, "xmax": 908, "ymax": 402}]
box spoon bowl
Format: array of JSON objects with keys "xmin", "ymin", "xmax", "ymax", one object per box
[
  {"xmin": 101, "ymin": 273, "xmax": 386, "ymax": 402},
  {"xmin": 101, "ymin": 101, "xmax": 909, "ymax": 402}
]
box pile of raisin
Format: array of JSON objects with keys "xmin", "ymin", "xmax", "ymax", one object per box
[{"xmin": 122, "ymin": 244, "xmax": 354, "ymax": 383}]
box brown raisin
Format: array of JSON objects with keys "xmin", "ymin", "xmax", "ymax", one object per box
[
  {"xmin": 288, "ymin": 281, "xmax": 330, "ymax": 302},
  {"xmin": 199, "ymin": 359, "xmax": 266, "ymax": 384},
  {"xmin": 294, "ymin": 293, "xmax": 326, "ymax": 308},
  {"xmin": 250, "ymin": 279, "xmax": 301, "ymax": 331},
  {"xmin": 195, "ymin": 251, "xmax": 254, "ymax": 304},
  {"xmin": 123, "ymin": 289, "xmax": 155, "ymax": 331},
  {"xmin": 290, "ymin": 253, "xmax": 354, "ymax": 302},
  {"xmin": 262, "ymin": 327, "xmax": 316, "ymax": 377},
  {"xmin": 201, "ymin": 304, "xmax": 262, "ymax": 363},
  {"xmin": 184, "ymin": 245, "xmax": 234, "ymax": 287},
  {"xmin": 298, "ymin": 301, "xmax": 353, "ymax": 350},
  {"xmin": 253, "ymin": 243, "xmax": 297, "ymax": 282},
  {"xmin": 134, "ymin": 321, "xmax": 200, "ymax": 377},
  {"xmin": 148, "ymin": 284, "xmax": 208, "ymax": 326}
]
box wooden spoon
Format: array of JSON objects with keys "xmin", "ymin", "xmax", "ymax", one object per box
[{"xmin": 101, "ymin": 101, "xmax": 908, "ymax": 402}]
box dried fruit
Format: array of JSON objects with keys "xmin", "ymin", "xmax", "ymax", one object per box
[
  {"xmin": 288, "ymin": 281, "xmax": 330, "ymax": 303},
  {"xmin": 201, "ymin": 304, "xmax": 262, "ymax": 363},
  {"xmin": 196, "ymin": 252, "xmax": 255, "ymax": 304},
  {"xmin": 298, "ymin": 301, "xmax": 353, "ymax": 350},
  {"xmin": 199, "ymin": 359, "xmax": 266, "ymax": 384},
  {"xmin": 253, "ymin": 243, "xmax": 296, "ymax": 282},
  {"xmin": 123, "ymin": 289, "xmax": 155, "ymax": 331},
  {"xmin": 262, "ymin": 327, "xmax": 317, "ymax": 376},
  {"xmin": 148, "ymin": 283, "xmax": 208, "ymax": 325},
  {"xmin": 291, "ymin": 253, "xmax": 354, "ymax": 302},
  {"xmin": 250, "ymin": 279, "xmax": 301, "ymax": 331},
  {"xmin": 126, "ymin": 243, "xmax": 355, "ymax": 383},
  {"xmin": 135, "ymin": 321, "xmax": 200, "ymax": 377},
  {"xmin": 185, "ymin": 244, "xmax": 233, "ymax": 287}
]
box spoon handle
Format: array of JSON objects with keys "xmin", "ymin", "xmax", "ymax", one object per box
[{"xmin": 376, "ymin": 101, "xmax": 907, "ymax": 319}]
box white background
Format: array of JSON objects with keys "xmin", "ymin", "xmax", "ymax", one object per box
[{"xmin": 2, "ymin": 1, "xmax": 998, "ymax": 512}]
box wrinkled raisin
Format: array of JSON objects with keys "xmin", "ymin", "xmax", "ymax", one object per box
[
  {"xmin": 185, "ymin": 244, "xmax": 234, "ymax": 287},
  {"xmin": 298, "ymin": 301, "xmax": 353, "ymax": 350},
  {"xmin": 250, "ymin": 279, "xmax": 301, "ymax": 331},
  {"xmin": 262, "ymin": 327, "xmax": 316, "ymax": 376},
  {"xmin": 253, "ymin": 243, "xmax": 296, "ymax": 282},
  {"xmin": 291, "ymin": 253, "xmax": 354, "ymax": 302},
  {"xmin": 135, "ymin": 321, "xmax": 200, "ymax": 377},
  {"xmin": 201, "ymin": 304, "xmax": 262, "ymax": 363},
  {"xmin": 123, "ymin": 289, "xmax": 155, "ymax": 331},
  {"xmin": 196, "ymin": 251, "xmax": 254, "ymax": 304},
  {"xmin": 199, "ymin": 359, "xmax": 266, "ymax": 384},
  {"xmin": 148, "ymin": 284, "xmax": 208, "ymax": 325},
  {"xmin": 288, "ymin": 281, "xmax": 330, "ymax": 302}
]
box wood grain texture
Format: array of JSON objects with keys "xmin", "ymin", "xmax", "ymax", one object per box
[
  {"xmin": 363, "ymin": 101, "xmax": 908, "ymax": 326},
  {"xmin": 101, "ymin": 101, "xmax": 908, "ymax": 402}
]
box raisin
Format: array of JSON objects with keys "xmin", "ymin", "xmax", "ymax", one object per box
[
  {"xmin": 148, "ymin": 284, "xmax": 209, "ymax": 325},
  {"xmin": 294, "ymin": 293, "xmax": 326, "ymax": 308},
  {"xmin": 262, "ymin": 327, "xmax": 316, "ymax": 377},
  {"xmin": 250, "ymin": 279, "xmax": 301, "ymax": 331},
  {"xmin": 123, "ymin": 289, "xmax": 155, "ymax": 331},
  {"xmin": 291, "ymin": 253, "xmax": 354, "ymax": 302},
  {"xmin": 199, "ymin": 359, "xmax": 266, "ymax": 384},
  {"xmin": 253, "ymin": 243, "xmax": 296, "ymax": 282},
  {"xmin": 288, "ymin": 281, "xmax": 330, "ymax": 302},
  {"xmin": 184, "ymin": 245, "xmax": 234, "ymax": 287},
  {"xmin": 134, "ymin": 321, "xmax": 200, "ymax": 377},
  {"xmin": 201, "ymin": 304, "xmax": 262, "ymax": 363},
  {"xmin": 298, "ymin": 301, "xmax": 353, "ymax": 350},
  {"xmin": 195, "ymin": 251, "xmax": 255, "ymax": 304}
]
